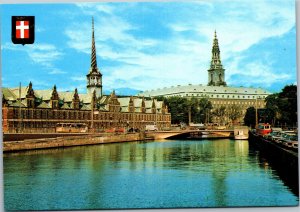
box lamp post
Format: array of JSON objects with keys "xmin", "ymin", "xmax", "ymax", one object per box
[
  {"xmin": 91, "ymin": 96, "xmax": 94, "ymax": 133},
  {"xmin": 255, "ymin": 96, "xmax": 262, "ymax": 127},
  {"xmin": 18, "ymin": 82, "xmax": 21, "ymax": 133},
  {"xmin": 188, "ymin": 105, "xmax": 191, "ymax": 125}
]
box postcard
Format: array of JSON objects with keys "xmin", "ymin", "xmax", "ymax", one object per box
[{"xmin": 1, "ymin": 0, "xmax": 298, "ymax": 210}]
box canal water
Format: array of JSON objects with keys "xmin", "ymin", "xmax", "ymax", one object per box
[{"xmin": 3, "ymin": 139, "xmax": 299, "ymax": 210}]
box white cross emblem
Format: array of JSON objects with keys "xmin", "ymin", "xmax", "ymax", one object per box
[{"xmin": 16, "ymin": 21, "xmax": 29, "ymax": 39}]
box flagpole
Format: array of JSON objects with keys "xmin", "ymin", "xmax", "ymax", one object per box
[
  {"xmin": 19, "ymin": 82, "xmax": 21, "ymax": 133},
  {"xmin": 91, "ymin": 94, "xmax": 94, "ymax": 133}
]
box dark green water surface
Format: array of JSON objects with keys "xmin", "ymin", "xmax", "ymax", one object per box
[{"xmin": 3, "ymin": 139, "xmax": 299, "ymax": 210}]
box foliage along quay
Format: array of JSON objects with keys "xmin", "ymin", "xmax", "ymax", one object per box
[{"xmin": 249, "ymin": 130, "xmax": 298, "ymax": 195}]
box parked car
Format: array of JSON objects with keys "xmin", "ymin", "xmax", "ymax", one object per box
[
  {"xmin": 264, "ymin": 131, "xmax": 278, "ymax": 140},
  {"xmin": 128, "ymin": 128, "xmax": 140, "ymax": 133},
  {"xmin": 266, "ymin": 131, "xmax": 283, "ymax": 142},
  {"xmin": 145, "ymin": 125, "xmax": 158, "ymax": 131},
  {"xmin": 105, "ymin": 128, "xmax": 116, "ymax": 133},
  {"xmin": 215, "ymin": 125, "xmax": 226, "ymax": 130},
  {"xmin": 115, "ymin": 127, "xmax": 126, "ymax": 133},
  {"xmin": 279, "ymin": 133, "xmax": 297, "ymax": 147},
  {"xmin": 282, "ymin": 134, "xmax": 298, "ymax": 148},
  {"xmin": 292, "ymin": 142, "xmax": 298, "ymax": 150}
]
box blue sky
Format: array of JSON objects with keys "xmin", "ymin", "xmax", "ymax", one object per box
[{"xmin": 1, "ymin": 0, "xmax": 296, "ymax": 94}]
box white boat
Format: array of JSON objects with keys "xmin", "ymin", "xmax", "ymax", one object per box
[{"xmin": 235, "ymin": 130, "xmax": 248, "ymax": 140}]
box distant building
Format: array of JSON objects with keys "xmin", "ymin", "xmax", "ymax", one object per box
[
  {"xmin": 2, "ymin": 18, "xmax": 171, "ymax": 133},
  {"xmin": 140, "ymin": 31, "xmax": 271, "ymax": 124}
]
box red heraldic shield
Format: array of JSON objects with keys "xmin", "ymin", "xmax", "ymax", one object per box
[{"xmin": 12, "ymin": 16, "xmax": 35, "ymax": 45}]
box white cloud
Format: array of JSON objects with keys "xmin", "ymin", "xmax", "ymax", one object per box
[
  {"xmin": 227, "ymin": 62, "xmax": 292, "ymax": 88},
  {"xmin": 71, "ymin": 76, "xmax": 86, "ymax": 81},
  {"xmin": 58, "ymin": 83, "xmax": 86, "ymax": 93},
  {"xmin": 49, "ymin": 69, "xmax": 67, "ymax": 75},
  {"xmin": 64, "ymin": 0, "xmax": 295, "ymax": 91},
  {"xmin": 27, "ymin": 78, "xmax": 51, "ymax": 89},
  {"xmin": 2, "ymin": 42, "xmax": 63, "ymax": 68}
]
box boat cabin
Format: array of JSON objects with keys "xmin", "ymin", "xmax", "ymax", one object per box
[{"xmin": 256, "ymin": 123, "xmax": 272, "ymax": 136}]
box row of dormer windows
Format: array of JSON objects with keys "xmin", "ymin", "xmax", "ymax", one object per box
[{"xmin": 170, "ymin": 93, "xmax": 267, "ymax": 99}]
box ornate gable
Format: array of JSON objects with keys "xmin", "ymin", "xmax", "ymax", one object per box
[{"xmin": 26, "ymin": 82, "xmax": 35, "ymax": 108}]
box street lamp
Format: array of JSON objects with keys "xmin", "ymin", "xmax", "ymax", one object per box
[{"xmin": 255, "ymin": 96, "xmax": 262, "ymax": 127}]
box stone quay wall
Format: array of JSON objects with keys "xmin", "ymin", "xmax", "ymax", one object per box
[{"xmin": 3, "ymin": 133, "xmax": 147, "ymax": 152}]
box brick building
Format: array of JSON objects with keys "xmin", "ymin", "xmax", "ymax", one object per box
[{"xmin": 2, "ymin": 18, "xmax": 171, "ymax": 133}]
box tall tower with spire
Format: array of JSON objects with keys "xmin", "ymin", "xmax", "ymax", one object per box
[
  {"xmin": 207, "ymin": 31, "xmax": 227, "ymax": 86},
  {"xmin": 87, "ymin": 17, "xmax": 103, "ymax": 98}
]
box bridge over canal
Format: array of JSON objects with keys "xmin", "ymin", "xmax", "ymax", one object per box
[{"xmin": 145, "ymin": 129, "xmax": 234, "ymax": 140}]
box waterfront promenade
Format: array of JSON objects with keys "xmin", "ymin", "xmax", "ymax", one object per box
[
  {"xmin": 3, "ymin": 129, "xmax": 236, "ymax": 152},
  {"xmin": 3, "ymin": 132, "xmax": 146, "ymax": 152}
]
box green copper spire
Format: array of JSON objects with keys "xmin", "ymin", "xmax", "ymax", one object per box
[
  {"xmin": 210, "ymin": 30, "xmax": 223, "ymax": 70},
  {"xmin": 91, "ymin": 17, "xmax": 97, "ymax": 70}
]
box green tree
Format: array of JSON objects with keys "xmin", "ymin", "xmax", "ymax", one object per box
[
  {"xmin": 278, "ymin": 85, "xmax": 297, "ymax": 126},
  {"xmin": 228, "ymin": 104, "xmax": 242, "ymax": 125},
  {"xmin": 164, "ymin": 97, "xmax": 212, "ymax": 125},
  {"xmin": 212, "ymin": 106, "xmax": 226, "ymax": 125},
  {"xmin": 244, "ymin": 107, "xmax": 256, "ymax": 128},
  {"xmin": 265, "ymin": 85, "xmax": 297, "ymax": 127},
  {"xmin": 197, "ymin": 98, "xmax": 213, "ymax": 123},
  {"xmin": 164, "ymin": 96, "xmax": 189, "ymax": 124},
  {"xmin": 265, "ymin": 94, "xmax": 280, "ymax": 125}
]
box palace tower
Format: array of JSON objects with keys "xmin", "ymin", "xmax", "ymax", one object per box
[{"xmin": 207, "ymin": 31, "xmax": 227, "ymax": 86}]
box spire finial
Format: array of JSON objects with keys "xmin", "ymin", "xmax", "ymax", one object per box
[
  {"xmin": 91, "ymin": 17, "xmax": 97, "ymax": 69},
  {"xmin": 92, "ymin": 16, "xmax": 94, "ymax": 31}
]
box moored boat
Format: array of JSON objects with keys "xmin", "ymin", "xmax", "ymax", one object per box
[
  {"xmin": 234, "ymin": 126, "xmax": 249, "ymax": 140},
  {"xmin": 235, "ymin": 130, "xmax": 248, "ymax": 140},
  {"xmin": 256, "ymin": 123, "xmax": 272, "ymax": 136}
]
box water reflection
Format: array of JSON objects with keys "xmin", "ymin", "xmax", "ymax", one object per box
[{"xmin": 4, "ymin": 139, "xmax": 299, "ymax": 210}]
